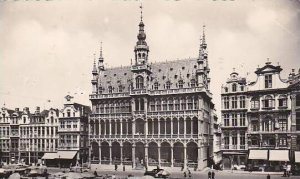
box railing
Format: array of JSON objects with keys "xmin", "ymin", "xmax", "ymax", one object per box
[
  {"xmin": 149, "ymin": 87, "xmax": 206, "ymax": 96},
  {"xmin": 58, "ymin": 128, "xmax": 80, "ymax": 132},
  {"xmin": 248, "ymin": 130, "xmax": 290, "ymax": 134},
  {"xmin": 130, "ymin": 89, "xmax": 148, "ymax": 95},
  {"xmin": 221, "ymin": 125, "xmax": 247, "ymax": 128},
  {"xmin": 90, "ymin": 92, "xmax": 130, "ymax": 99},
  {"xmin": 148, "ymin": 162, "xmax": 159, "ymax": 166},
  {"xmin": 221, "ymin": 145, "xmax": 247, "ymax": 150},
  {"xmin": 173, "ymin": 162, "xmax": 184, "ymax": 167},
  {"xmin": 91, "ymin": 160, "xmax": 99, "ymax": 164},
  {"xmin": 101, "ymin": 160, "xmax": 110, "ymax": 165},
  {"xmin": 160, "ymin": 162, "xmax": 171, "ymax": 167},
  {"xmin": 122, "ymin": 161, "xmax": 132, "ymax": 165},
  {"xmin": 187, "ymin": 162, "xmax": 198, "ymax": 168}
]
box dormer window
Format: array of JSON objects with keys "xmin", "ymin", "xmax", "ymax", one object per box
[
  {"xmin": 154, "ymin": 82, "xmax": 159, "ymax": 90},
  {"xmin": 67, "ymin": 109, "xmax": 71, "ymax": 117},
  {"xmin": 191, "ymin": 79, "xmax": 196, "ymax": 88},
  {"xmin": 224, "ymin": 87, "xmax": 228, "ymax": 93},
  {"xmin": 232, "ymin": 83, "xmax": 237, "ymax": 92},
  {"xmin": 178, "ymin": 80, "xmax": 183, "ymax": 89},
  {"xmin": 108, "ymin": 86, "xmax": 113, "ymax": 93},
  {"xmin": 118, "ymin": 85, "xmax": 123, "ymax": 93},
  {"xmin": 99, "ymin": 87, "xmax": 104, "ymax": 94},
  {"xmin": 240, "ymin": 86, "xmax": 244, "ymax": 91},
  {"xmin": 136, "ymin": 76, "xmax": 144, "ymax": 89},
  {"xmin": 265, "ymin": 74, "xmax": 272, "ymax": 88},
  {"xmin": 166, "ymin": 81, "xmax": 171, "ymax": 89}
]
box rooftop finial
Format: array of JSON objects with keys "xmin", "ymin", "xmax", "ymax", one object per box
[
  {"xmin": 140, "ymin": 3, "xmax": 143, "ymax": 22},
  {"xmin": 202, "ymin": 25, "xmax": 206, "ymax": 44},
  {"xmin": 100, "ymin": 41, "xmax": 103, "ymax": 59}
]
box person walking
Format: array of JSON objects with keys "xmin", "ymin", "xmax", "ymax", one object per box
[
  {"xmin": 208, "ymin": 170, "xmax": 211, "ymax": 179},
  {"xmin": 183, "ymin": 171, "xmax": 187, "ymax": 178},
  {"xmin": 188, "ymin": 169, "xmax": 192, "ymax": 179},
  {"xmin": 286, "ymin": 163, "xmax": 291, "ymax": 177},
  {"xmin": 211, "ymin": 170, "xmax": 215, "ymax": 179},
  {"xmin": 115, "ymin": 164, "xmax": 118, "ymax": 171}
]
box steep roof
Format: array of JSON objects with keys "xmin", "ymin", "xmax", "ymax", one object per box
[{"xmin": 98, "ymin": 58, "xmax": 198, "ymax": 92}]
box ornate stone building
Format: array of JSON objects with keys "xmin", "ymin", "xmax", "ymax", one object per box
[
  {"xmin": 89, "ymin": 7, "xmax": 216, "ymax": 170},
  {"xmin": 221, "ymin": 62, "xmax": 300, "ymax": 171}
]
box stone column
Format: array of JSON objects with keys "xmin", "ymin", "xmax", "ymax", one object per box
[
  {"xmin": 164, "ymin": 119, "xmax": 167, "ymax": 135},
  {"xmin": 99, "ymin": 144, "xmax": 101, "ymax": 164},
  {"xmin": 109, "ymin": 144, "xmax": 112, "ymax": 164},
  {"xmin": 178, "ymin": 119, "xmax": 180, "ymax": 135},
  {"xmin": 109, "ymin": 120, "xmax": 112, "ymax": 135},
  {"xmin": 184, "ymin": 145, "xmax": 187, "ymax": 169},
  {"xmin": 99, "ymin": 121, "xmax": 101, "ymax": 136},
  {"xmin": 191, "ymin": 119, "xmax": 193, "ymax": 135},
  {"xmin": 171, "ymin": 146, "xmax": 174, "ymax": 167},
  {"xmin": 152, "ymin": 120, "xmax": 154, "ymax": 134},
  {"xmin": 145, "ymin": 144, "xmax": 148, "ymax": 168},
  {"xmin": 120, "ymin": 120, "xmax": 123, "ymax": 135},
  {"xmin": 158, "ymin": 145, "xmax": 161, "ymax": 167},
  {"xmin": 184, "ymin": 118, "xmax": 186, "ymax": 138},
  {"xmin": 158, "ymin": 119, "xmax": 161, "ymax": 135},
  {"xmin": 132, "ymin": 144, "xmax": 136, "ymax": 168},
  {"xmin": 237, "ymin": 132, "xmax": 240, "ymax": 149},
  {"xmin": 171, "ymin": 118, "xmax": 173, "ymax": 135},
  {"xmin": 126, "ymin": 120, "xmax": 128, "ymax": 135},
  {"xmin": 145, "ymin": 118, "xmax": 148, "ymax": 136},
  {"xmin": 120, "ymin": 145, "xmax": 123, "ymax": 165}
]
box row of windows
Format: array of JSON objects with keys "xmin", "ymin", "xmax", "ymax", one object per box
[
  {"xmin": 20, "ymin": 126, "xmax": 58, "ymax": 137},
  {"xmin": 60, "ymin": 121, "xmax": 78, "ymax": 129},
  {"xmin": 223, "ymin": 96, "xmax": 246, "ymax": 109},
  {"xmin": 223, "ymin": 113, "xmax": 246, "ymax": 127},
  {"xmin": 0, "ymin": 127, "xmax": 9, "ymax": 136},
  {"xmin": 251, "ymin": 119, "xmax": 287, "ymax": 132},
  {"xmin": 59, "ymin": 135, "xmax": 78, "ymax": 146},
  {"xmin": 251, "ymin": 95, "xmax": 287, "ymax": 109},
  {"xmin": 224, "ymin": 83, "xmax": 245, "ymax": 93}
]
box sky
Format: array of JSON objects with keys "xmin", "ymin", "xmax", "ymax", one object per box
[{"xmin": 0, "ymin": 0, "xmax": 299, "ymax": 115}]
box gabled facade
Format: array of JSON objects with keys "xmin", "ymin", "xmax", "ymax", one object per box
[{"xmin": 221, "ymin": 61, "xmax": 300, "ymax": 171}]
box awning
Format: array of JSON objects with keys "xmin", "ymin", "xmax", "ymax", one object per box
[
  {"xmin": 295, "ymin": 151, "xmax": 300, "ymax": 163},
  {"xmin": 42, "ymin": 153, "xmax": 58, "ymax": 160},
  {"xmin": 248, "ymin": 150, "xmax": 268, "ymax": 160},
  {"xmin": 56, "ymin": 151, "xmax": 77, "ymax": 159},
  {"xmin": 269, "ymin": 150, "xmax": 289, "ymax": 161}
]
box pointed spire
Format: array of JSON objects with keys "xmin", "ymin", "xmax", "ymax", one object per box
[
  {"xmin": 92, "ymin": 53, "xmax": 97, "ymax": 74},
  {"xmin": 98, "ymin": 41, "xmax": 104, "ymax": 71},
  {"xmin": 202, "ymin": 25, "xmax": 206, "ymax": 44},
  {"xmin": 140, "ymin": 3, "xmax": 143, "ymax": 22}
]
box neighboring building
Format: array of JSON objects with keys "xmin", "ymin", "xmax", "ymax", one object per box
[
  {"xmin": 56, "ymin": 95, "xmax": 90, "ymax": 168},
  {"xmin": 221, "ymin": 61, "xmax": 300, "ymax": 171},
  {"xmin": 0, "ymin": 106, "xmax": 59, "ymax": 165},
  {"xmin": 0, "ymin": 107, "xmax": 14, "ymax": 164},
  {"xmin": 212, "ymin": 110, "xmax": 222, "ymax": 167},
  {"xmin": 220, "ymin": 70, "xmax": 248, "ymax": 169},
  {"xmin": 89, "ymin": 7, "xmax": 215, "ymax": 170},
  {"xmin": 19, "ymin": 107, "xmax": 59, "ymax": 165}
]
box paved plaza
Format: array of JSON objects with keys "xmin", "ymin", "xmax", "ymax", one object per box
[{"xmin": 45, "ymin": 167, "xmax": 300, "ymax": 179}]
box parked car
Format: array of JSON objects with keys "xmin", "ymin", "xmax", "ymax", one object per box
[
  {"xmin": 144, "ymin": 168, "xmax": 164, "ymax": 178},
  {"xmin": 233, "ymin": 164, "xmax": 246, "ymax": 170}
]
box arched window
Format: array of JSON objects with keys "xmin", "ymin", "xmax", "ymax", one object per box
[
  {"xmin": 224, "ymin": 87, "xmax": 228, "ymax": 92},
  {"xmin": 178, "ymin": 80, "xmax": 183, "ymax": 89},
  {"xmin": 251, "ymin": 96, "xmax": 260, "ymax": 109},
  {"xmin": 190, "ymin": 79, "xmax": 196, "ymax": 88},
  {"xmin": 136, "ymin": 76, "xmax": 144, "ymax": 89},
  {"xmin": 263, "ymin": 95, "xmax": 274, "ymax": 108},
  {"xmin": 108, "ymin": 86, "xmax": 113, "ymax": 93},
  {"xmin": 166, "ymin": 81, "xmax": 171, "ymax": 89},
  {"xmin": 232, "ymin": 83, "xmax": 237, "ymax": 92}
]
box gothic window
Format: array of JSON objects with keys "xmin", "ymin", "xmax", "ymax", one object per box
[
  {"xmin": 175, "ymin": 98, "xmax": 180, "ymax": 110},
  {"xmin": 154, "ymin": 82, "xmax": 159, "ymax": 90},
  {"xmin": 162, "ymin": 99, "xmax": 167, "ymax": 111},
  {"xmin": 108, "ymin": 86, "xmax": 113, "ymax": 93},
  {"xmin": 232, "ymin": 83, "xmax": 237, "ymax": 92},
  {"xmin": 181, "ymin": 98, "xmax": 186, "ymax": 110},
  {"xmin": 157, "ymin": 100, "xmax": 161, "ymax": 111},
  {"xmin": 136, "ymin": 76, "xmax": 144, "ymax": 89},
  {"xmin": 265, "ymin": 74, "xmax": 272, "ymax": 88},
  {"xmin": 187, "ymin": 97, "xmax": 193, "ymax": 110},
  {"xmin": 278, "ymin": 95, "xmax": 287, "ymax": 107},
  {"xmin": 223, "ymin": 96, "xmax": 229, "ymax": 109},
  {"xmin": 178, "ymin": 80, "xmax": 183, "ymax": 88},
  {"xmin": 190, "ymin": 79, "xmax": 196, "ymax": 88},
  {"xmin": 263, "ymin": 95, "xmax": 274, "ymax": 108},
  {"xmin": 168, "ymin": 98, "xmax": 174, "ymax": 111},
  {"xmin": 251, "ymin": 96, "xmax": 260, "ymax": 109},
  {"xmin": 166, "ymin": 81, "xmax": 171, "ymax": 89}
]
